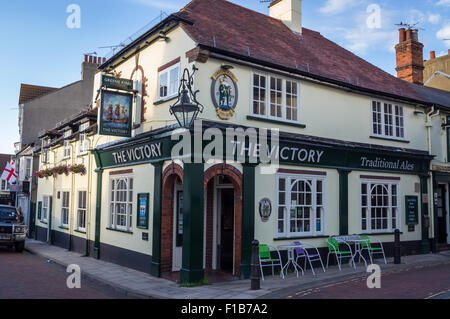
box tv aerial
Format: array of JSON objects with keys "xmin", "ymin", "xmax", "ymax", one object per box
[
  {"xmin": 98, "ymin": 44, "xmax": 126, "ymax": 55},
  {"xmin": 395, "ymin": 21, "xmax": 425, "ymax": 31}
]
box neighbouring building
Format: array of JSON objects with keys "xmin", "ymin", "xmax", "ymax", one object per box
[
  {"xmin": 395, "ymin": 28, "xmax": 450, "ymax": 252},
  {"xmin": 424, "ymin": 50, "xmax": 450, "ymax": 92},
  {"xmin": 14, "ymin": 55, "xmax": 101, "ymax": 236},
  {"xmin": 0, "ymin": 154, "xmax": 14, "ymax": 205},
  {"xmin": 35, "ymin": 0, "xmax": 450, "ymax": 284}
]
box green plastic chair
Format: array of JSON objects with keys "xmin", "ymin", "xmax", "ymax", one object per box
[
  {"xmin": 360, "ymin": 235, "xmax": 387, "ymax": 264},
  {"xmin": 326, "ymin": 237, "xmax": 355, "ymax": 270},
  {"xmin": 259, "ymin": 244, "xmax": 284, "ymax": 280}
]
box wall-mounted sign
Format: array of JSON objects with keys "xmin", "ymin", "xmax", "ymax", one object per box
[
  {"xmin": 102, "ymin": 75, "xmax": 134, "ymax": 92},
  {"xmin": 99, "ymin": 90, "xmax": 133, "ymax": 137},
  {"xmin": 259, "ymin": 198, "xmax": 272, "ymax": 222},
  {"xmin": 142, "ymin": 233, "xmax": 149, "ymax": 241},
  {"xmin": 405, "ymin": 196, "xmax": 419, "ymax": 225},
  {"xmin": 211, "ymin": 69, "xmax": 238, "ymax": 120},
  {"xmin": 137, "ymin": 193, "xmax": 149, "ymax": 229}
]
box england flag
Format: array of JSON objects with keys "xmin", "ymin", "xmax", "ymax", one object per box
[{"xmin": 1, "ymin": 161, "xmax": 17, "ymax": 185}]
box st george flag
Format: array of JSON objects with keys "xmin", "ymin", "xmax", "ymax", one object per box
[{"xmin": 1, "ymin": 161, "xmax": 17, "ymax": 185}]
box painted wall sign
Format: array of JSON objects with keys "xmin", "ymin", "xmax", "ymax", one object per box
[
  {"xmin": 405, "ymin": 196, "xmax": 419, "ymax": 225},
  {"xmin": 137, "ymin": 193, "xmax": 149, "ymax": 229},
  {"xmin": 259, "ymin": 198, "xmax": 272, "ymax": 222},
  {"xmin": 211, "ymin": 69, "xmax": 238, "ymax": 120},
  {"xmin": 102, "ymin": 75, "xmax": 134, "ymax": 92},
  {"xmin": 99, "ymin": 90, "xmax": 133, "ymax": 137}
]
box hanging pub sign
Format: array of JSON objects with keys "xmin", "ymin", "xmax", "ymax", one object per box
[
  {"xmin": 405, "ymin": 196, "xmax": 419, "ymax": 225},
  {"xmin": 137, "ymin": 193, "xmax": 149, "ymax": 229},
  {"xmin": 99, "ymin": 90, "xmax": 133, "ymax": 137},
  {"xmin": 211, "ymin": 68, "xmax": 238, "ymax": 120},
  {"xmin": 259, "ymin": 198, "xmax": 272, "ymax": 222},
  {"xmin": 101, "ymin": 75, "xmax": 134, "ymax": 92}
]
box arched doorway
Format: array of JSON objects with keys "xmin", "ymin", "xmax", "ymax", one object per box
[
  {"xmin": 161, "ymin": 163, "xmax": 183, "ymax": 274},
  {"xmin": 204, "ymin": 164, "xmax": 243, "ymax": 276}
]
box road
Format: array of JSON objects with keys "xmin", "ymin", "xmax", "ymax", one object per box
[
  {"xmin": 0, "ymin": 247, "xmax": 130, "ymax": 299},
  {"xmin": 284, "ymin": 262, "xmax": 450, "ymax": 299}
]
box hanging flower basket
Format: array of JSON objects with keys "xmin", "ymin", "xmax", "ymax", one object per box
[
  {"xmin": 53, "ymin": 165, "xmax": 69, "ymax": 176},
  {"xmin": 34, "ymin": 168, "xmax": 54, "ymax": 179},
  {"xmin": 69, "ymin": 164, "xmax": 86, "ymax": 175}
]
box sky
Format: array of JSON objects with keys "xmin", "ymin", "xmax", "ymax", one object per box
[{"xmin": 0, "ymin": 0, "xmax": 449, "ymax": 154}]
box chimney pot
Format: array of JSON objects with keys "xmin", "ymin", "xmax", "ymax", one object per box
[
  {"xmin": 89, "ymin": 56, "xmax": 93, "ymax": 63},
  {"xmin": 94, "ymin": 56, "xmax": 98, "ymax": 64},
  {"xmin": 399, "ymin": 28, "xmax": 406, "ymax": 43},
  {"xmin": 406, "ymin": 29, "xmax": 412, "ymax": 41},
  {"xmin": 430, "ymin": 51, "xmax": 436, "ymax": 60},
  {"xmin": 84, "ymin": 55, "xmax": 88, "ymax": 62}
]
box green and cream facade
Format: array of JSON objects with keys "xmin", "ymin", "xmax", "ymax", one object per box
[{"xmin": 34, "ymin": 5, "xmax": 450, "ymax": 284}]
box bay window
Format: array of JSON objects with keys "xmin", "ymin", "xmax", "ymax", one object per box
[{"xmin": 277, "ymin": 174, "xmax": 326, "ymax": 237}]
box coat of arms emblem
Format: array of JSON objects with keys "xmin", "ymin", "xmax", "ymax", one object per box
[
  {"xmin": 259, "ymin": 198, "xmax": 272, "ymax": 222},
  {"xmin": 211, "ymin": 68, "xmax": 238, "ymax": 120}
]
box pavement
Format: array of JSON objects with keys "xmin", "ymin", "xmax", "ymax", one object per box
[{"xmin": 24, "ymin": 239, "xmax": 450, "ymax": 299}]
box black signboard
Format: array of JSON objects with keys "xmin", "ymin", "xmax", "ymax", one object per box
[
  {"xmin": 405, "ymin": 196, "xmax": 419, "ymax": 225},
  {"xmin": 102, "ymin": 75, "xmax": 134, "ymax": 92},
  {"xmin": 137, "ymin": 193, "xmax": 149, "ymax": 229}
]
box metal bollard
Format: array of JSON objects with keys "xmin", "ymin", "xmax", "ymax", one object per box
[
  {"xmin": 394, "ymin": 229, "xmax": 401, "ymax": 264},
  {"xmin": 250, "ymin": 240, "xmax": 260, "ymax": 290}
]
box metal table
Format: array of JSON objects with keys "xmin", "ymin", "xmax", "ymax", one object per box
[{"xmin": 277, "ymin": 244, "xmax": 305, "ymax": 278}]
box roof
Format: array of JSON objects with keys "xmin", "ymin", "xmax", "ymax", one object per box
[
  {"xmin": 406, "ymin": 83, "xmax": 450, "ymax": 109},
  {"xmin": 18, "ymin": 84, "xmax": 58, "ymax": 105},
  {"xmin": 176, "ymin": 0, "xmax": 450, "ymax": 108},
  {"xmin": 0, "ymin": 154, "xmax": 13, "ymax": 172}
]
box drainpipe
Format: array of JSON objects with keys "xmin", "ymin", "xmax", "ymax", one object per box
[
  {"xmin": 425, "ymin": 106, "xmax": 440, "ymax": 251},
  {"xmin": 85, "ymin": 135, "xmax": 93, "ymax": 256},
  {"xmin": 49, "ymin": 149, "xmax": 57, "ymax": 244}
]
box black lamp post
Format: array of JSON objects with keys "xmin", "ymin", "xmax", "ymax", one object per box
[{"xmin": 170, "ymin": 66, "xmax": 203, "ymax": 129}]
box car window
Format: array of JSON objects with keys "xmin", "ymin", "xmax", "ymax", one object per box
[{"xmin": 0, "ymin": 208, "xmax": 18, "ymax": 222}]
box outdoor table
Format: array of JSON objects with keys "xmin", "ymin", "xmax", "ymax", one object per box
[
  {"xmin": 339, "ymin": 238, "xmax": 368, "ymax": 268},
  {"xmin": 277, "ymin": 244, "xmax": 305, "ymax": 278}
]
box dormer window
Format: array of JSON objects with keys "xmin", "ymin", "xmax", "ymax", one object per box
[
  {"xmin": 78, "ymin": 122, "xmax": 90, "ymax": 155},
  {"xmin": 41, "ymin": 138, "xmax": 50, "ymax": 163},
  {"xmin": 63, "ymin": 129, "xmax": 72, "ymax": 159}
]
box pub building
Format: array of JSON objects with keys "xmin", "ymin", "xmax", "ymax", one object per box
[{"xmin": 34, "ymin": 0, "xmax": 450, "ymax": 284}]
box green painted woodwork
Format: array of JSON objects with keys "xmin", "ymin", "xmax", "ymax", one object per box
[
  {"xmin": 180, "ymin": 163, "xmax": 205, "ymax": 284},
  {"xmin": 150, "ymin": 163, "xmax": 163, "ymax": 277},
  {"xmin": 241, "ymin": 164, "xmax": 255, "ymax": 279},
  {"xmin": 94, "ymin": 169, "xmax": 103, "ymax": 259},
  {"xmin": 338, "ymin": 169, "xmax": 351, "ymax": 236}
]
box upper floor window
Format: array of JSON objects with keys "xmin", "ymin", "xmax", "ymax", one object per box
[
  {"xmin": 41, "ymin": 139, "xmax": 49, "ymax": 163},
  {"xmin": 63, "ymin": 140, "xmax": 71, "ymax": 158},
  {"xmin": 158, "ymin": 64, "xmax": 179, "ymax": 100},
  {"xmin": 1, "ymin": 180, "xmax": 9, "ymax": 191},
  {"xmin": 277, "ymin": 174, "xmax": 326, "ymax": 237},
  {"xmin": 372, "ymin": 101, "xmax": 405, "ymax": 139},
  {"xmin": 25, "ymin": 158, "xmax": 32, "ymax": 180},
  {"xmin": 78, "ymin": 122, "xmax": 89, "ymax": 155},
  {"xmin": 252, "ymin": 73, "xmax": 300, "ymax": 123}
]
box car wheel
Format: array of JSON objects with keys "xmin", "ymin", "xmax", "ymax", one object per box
[{"xmin": 15, "ymin": 242, "xmax": 24, "ymax": 253}]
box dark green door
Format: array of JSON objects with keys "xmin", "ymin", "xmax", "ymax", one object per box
[
  {"xmin": 219, "ymin": 188, "xmax": 234, "ymax": 272},
  {"xmin": 436, "ymin": 185, "xmax": 448, "ymax": 244}
]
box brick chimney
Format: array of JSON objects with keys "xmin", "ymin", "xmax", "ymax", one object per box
[
  {"xmin": 395, "ymin": 28, "xmax": 424, "ymax": 85},
  {"xmin": 269, "ymin": 0, "xmax": 302, "ymax": 35},
  {"xmin": 82, "ymin": 55, "xmax": 105, "ymax": 81}
]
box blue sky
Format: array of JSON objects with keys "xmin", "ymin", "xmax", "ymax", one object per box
[{"xmin": 0, "ymin": 0, "xmax": 449, "ymax": 154}]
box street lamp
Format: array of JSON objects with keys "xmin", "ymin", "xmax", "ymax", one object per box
[{"xmin": 170, "ymin": 66, "xmax": 203, "ymax": 129}]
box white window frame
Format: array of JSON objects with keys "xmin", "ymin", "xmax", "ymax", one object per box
[
  {"xmin": 360, "ymin": 179, "xmax": 401, "ymax": 234},
  {"xmin": 41, "ymin": 138, "xmax": 50, "ymax": 164},
  {"xmin": 25, "ymin": 158, "xmax": 32, "ymax": 180},
  {"xmin": 77, "ymin": 190, "xmax": 87, "ymax": 232},
  {"xmin": 251, "ymin": 71, "xmax": 301, "ymax": 124},
  {"xmin": 276, "ymin": 173, "xmax": 327, "ymax": 238},
  {"xmin": 61, "ymin": 191, "xmax": 70, "ymax": 227},
  {"xmin": 1, "ymin": 180, "xmax": 9, "ymax": 191},
  {"xmin": 158, "ymin": 63, "xmax": 180, "ymax": 100},
  {"xmin": 42, "ymin": 195, "xmax": 50, "ymax": 222},
  {"xmin": 109, "ymin": 175, "xmax": 133, "ymax": 231},
  {"xmin": 371, "ymin": 100, "xmax": 406, "ymax": 140}
]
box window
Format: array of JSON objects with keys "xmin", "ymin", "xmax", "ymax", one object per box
[
  {"xmin": 63, "ymin": 130, "xmax": 72, "ymax": 158},
  {"xmin": 372, "ymin": 101, "xmax": 405, "ymax": 139},
  {"xmin": 78, "ymin": 122, "xmax": 89, "ymax": 155},
  {"xmin": 277, "ymin": 174, "xmax": 326, "ymax": 237},
  {"xmin": 41, "ymin": 139, "xmax": 49, "ymax": 163},
  {"xmin": 42, "ymin": 195, "xmax": 50, "ymax": 221},
  {"xmin": 25, "ymin": 158, "xmax": 32, "ymax": 180},
  {"xmin": 1, "ymin": 180, "xmax": 9, "ymax": 191},
  {"xmin": 158, "ymin": 64, "xmax": 179, "ymax": 99},
  {"xmin": 109, "ymin": 176, "xmax": 133, "ymax": 231},
  {"xmin": 361, "ymin": 180, "xmax": 400, "ymax": 233},
  {"xmin": 61, "ymin": 191, "xmax": 70, "ymax": 227},
  {"xmin": 252, "ymin": 72, "xmax": 300, "ymax": 122},
  {"xmin": 77, "ymin": 191, "xmax": 87, "ymax": 231}
]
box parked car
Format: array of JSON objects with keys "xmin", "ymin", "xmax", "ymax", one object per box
[{"xmin": 0, "ymin": 205, "xmax": 27, "ymax": 252}]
